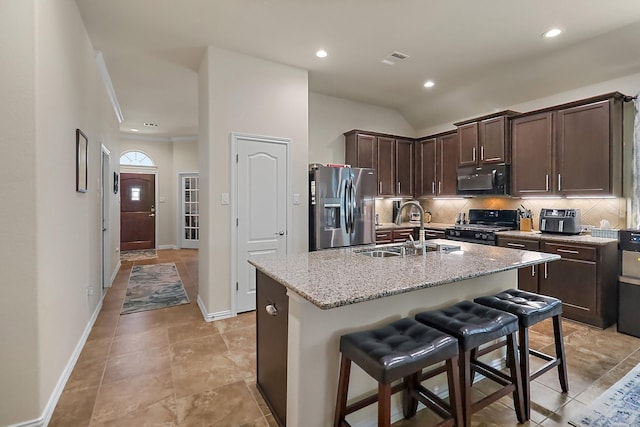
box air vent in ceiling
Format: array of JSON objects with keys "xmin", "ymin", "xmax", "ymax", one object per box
[
  {"xmin": 381, "ymin": 51, "xmax": 410, "ymax": 66},
  {"xmin": 143, "ymin": 122, "xmax": 159, "ymax": 128}
]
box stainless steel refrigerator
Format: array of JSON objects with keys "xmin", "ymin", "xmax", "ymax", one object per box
[{"xmin": 309, "ymin": 164, "xmax": 376, "ymax": 251}]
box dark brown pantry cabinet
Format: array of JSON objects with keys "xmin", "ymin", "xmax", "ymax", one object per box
[
  {"xmin": 455, "ymin": 111, "xmax": 517, "ymax": 167},
  {"xmin": 511, "ymin": 93, "xmax": 623, "ymax": 197},
  {"xmin": 256, "ymin": 271, "xmax": 289, "ymax": 426},
  {"xmin": 415, "ymin": 131, "xmax": 458, "ymax": 197}
]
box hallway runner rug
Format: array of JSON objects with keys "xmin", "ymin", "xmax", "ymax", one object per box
[
  {"xmin": 570, "ymin": 362, "xmax": 640, "ymax": 427},
  {"xmin": 120, "ymin": 249, "xmax": 157, "ymax": 262},
  {"xmin": 121, "ymin": 262, "xmax": 189, "ymax": 314}
]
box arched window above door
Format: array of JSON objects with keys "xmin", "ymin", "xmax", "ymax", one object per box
[{"xmin": 119, "ymin": 150, "xmax": 155, "ymax": 167}]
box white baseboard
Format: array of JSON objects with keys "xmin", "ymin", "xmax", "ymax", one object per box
[
  {"xmin": 9, "ymin": 298, "xmax": 105, "ymax": 427},
  {"xmin": 197, "ymin": 295, "xmax": 233, "ymax": 322},
  {"xmin": 109, "ymin": 260, "xmax": 121, "ymax": 286},
  {"xmin": 158, "ymin": 244, "xmax": 177, "ymax": 250}
]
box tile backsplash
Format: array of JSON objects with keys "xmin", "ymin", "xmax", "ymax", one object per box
[{"xmin": 376, "ymin": 197, "xmax": 628, "ymax": 230}]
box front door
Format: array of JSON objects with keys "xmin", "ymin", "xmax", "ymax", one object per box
[
  {"xmin": 120, "ymin": 173, "xmax": 156, "ymax": 251},
  {"xmin": 236, "ymin": 136, "xmax": 288, "ymax": 313}
]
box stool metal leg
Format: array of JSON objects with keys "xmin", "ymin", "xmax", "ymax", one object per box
[
  {"xmin": 507, "ymin": 333, "xmax": 526, "ymax": 423},
  {"xmin": 334, "ymin": 355, "xmax": 351, "ymax": 427},
  {"xmin": 378, "ymin": 383, "xmax": 392, "ymax": 427},
  {"xmin": 553, "ymin": 315, "xmax": 569, "ymax": 393}
]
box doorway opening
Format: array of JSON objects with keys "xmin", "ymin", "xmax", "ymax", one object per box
[
  {"xmin": 178, "ymin": 172, "xmax": 200, "ymax": 249},
  {"xmin": 101, "ymin": 145, "xmax": 111, "ymax": 289},
  {"xmin": 119, "ymin": 151, "xmax": 158, "ymax": 252}
]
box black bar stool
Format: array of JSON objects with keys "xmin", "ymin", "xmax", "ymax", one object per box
[
  {"xmin": 334, "ymin": 317, "xmax": 463, "ymax": 427},
  {"xmin": 474, "ymin": 289, "xmax": 569, "ymax": 419},
  {"xmin": 415, "ymin": 300, "xmax": 526, "ymax": 427}
]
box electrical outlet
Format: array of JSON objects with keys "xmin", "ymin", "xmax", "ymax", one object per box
[{"xmin": 87, "ymin": 286, "xmax": 95, "ymax": 297}]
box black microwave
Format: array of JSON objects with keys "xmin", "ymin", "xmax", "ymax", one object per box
[{"xmin": 456, "ymin": 163, "xmax": 510, "ymax": 196}]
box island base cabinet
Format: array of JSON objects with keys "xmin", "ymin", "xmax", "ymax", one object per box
[{"xmin": 256, "ymin": 271, "xmax": 289, "ymax": 427}]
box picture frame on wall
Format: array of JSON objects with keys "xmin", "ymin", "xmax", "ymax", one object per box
[{"xmin": 76, "ymin": 129, "xmax": 88, "ymax": 193}]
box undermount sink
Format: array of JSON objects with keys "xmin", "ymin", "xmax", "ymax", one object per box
[
  {"xmin": 357, "ymin": 250, "xmax": 401, "ymax": 258},
  {"xmin": 354, "ymin": 241, "xmax": 461, "ymax": 258}
]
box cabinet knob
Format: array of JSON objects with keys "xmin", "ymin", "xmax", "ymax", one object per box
[{"xmin": 265, "ymin": 304, "xmax": 278, "ymax": 316}]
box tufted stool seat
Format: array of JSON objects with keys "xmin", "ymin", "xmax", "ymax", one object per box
[
  {"xmin": 334, "ymin": 317, "xmax": 463, "ymax": 427},
  {"xmin": 474, "ymin": 289, "xmax": 569, "ymax": 418},
  {"xmin": 415, "ymin": 300, "xmax": 526, "ymax": 426}
]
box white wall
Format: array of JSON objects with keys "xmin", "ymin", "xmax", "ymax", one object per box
[
  {"xmin": 198, "ymin": 46, "xmax": 308, "ymax": 316},
  {"xmin": 417, "ymin": 72, "xmax": 640, "ymax": 136},
  {"xmin": 0, "ymin": 0, "xmax": 121, "ymax": 424},
  {"xmin": 0, "ymin": 1, "xmax": 39, "ymax": 423},
  {"xmin": 308, "ymin": 92, "xmax": 416, "ymax": 165}
]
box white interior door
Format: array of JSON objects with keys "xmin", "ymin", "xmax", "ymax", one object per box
[{"xmin": 236, "ymin": 137, "xmax": 288, "ymax": 313}]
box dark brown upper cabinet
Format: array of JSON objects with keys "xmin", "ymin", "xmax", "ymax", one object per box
[
  {"xmin": 395, "ymin": 139, "xmax": 414, "ymax": 197},
  {"xmin": 511, "ymin": 112, "xmax": 554, "ymax": 196},
  {"xmin": 345, "ymin": 130, "xmax": 414, "ymax": 197},
  {"xmin": 415, "ymin": 131, "xmax": 458, "ymax": 198},
  {"xmin": 511, "ymin": 93, "xmax": 623, "ymax": 197},
  {"xmin": 455, "ymin": 111, "xmax": 518, "ymax": 167}
]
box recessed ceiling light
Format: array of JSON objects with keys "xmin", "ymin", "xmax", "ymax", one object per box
[
  {"xmin": 543, "ymin": 28, "xmax": 562, "ymax": 38},
  {"xmin": 130, "ymin": 128, "xmax": 139, "ymax": 132},
  {"xmin": 316, "ymin": 50, "xmax": 328, "ymax": 58},
  {"xmin": 423, "ymin": 80, "xmax": 435, "ymax": 88}
]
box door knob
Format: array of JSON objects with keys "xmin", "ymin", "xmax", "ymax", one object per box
[
  {"xmin": 149, "ymin": 213, "xmax": 155, "ymax": 217},
  {"xmin": 275, "ymin": 231, "xmax": 285, "ymax": 236}
]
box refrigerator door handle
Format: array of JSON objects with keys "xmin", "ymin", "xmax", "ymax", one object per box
[
  {"xmin": 349, "ymin": 179, "xmax": 356, "ymax": 233},
  {"xmin": 343, "ymin": 178, "xmax": 351, "ymax": 234}
]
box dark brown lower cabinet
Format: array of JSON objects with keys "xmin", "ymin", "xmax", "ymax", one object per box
[
  {"xmin": 256, "ymin": 271, "xmax": 289, "ymax": 426},
  {"xmin": 497, "ymin": 236, "xmax": 540, "ymax": 293},
  {"xmin": 497, "ymin": 237, "xmax": 618, "ymax": 328},
  {"xmin": 538, "ymin": 241, "xmax": 618, "ymax": 329}
]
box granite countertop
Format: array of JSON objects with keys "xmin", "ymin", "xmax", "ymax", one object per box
[
  {"xmin": 495, "ymin": 230, "xmax": 618, "ymax": 246},
  {"xmin": 249, "ymin": 239, "xmax": 559, "ymax": 310},
  {"xmin": 376, "ymin": 222, "xmax": 452, "ymax": 230}
]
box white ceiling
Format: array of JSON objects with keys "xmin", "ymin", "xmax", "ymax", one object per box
[{"xmin": 76, "ymin": 0, "xmax": 640, "ymax": 138}]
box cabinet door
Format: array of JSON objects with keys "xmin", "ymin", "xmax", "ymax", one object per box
[
  {"xmin": 458, "ymin": 122, "xmax": 478, "ymax": 166},
  {"xmin": 396, "ymin": 139, "xmax": 414, "ymax": 197},
  {"xmin": 345, "ymin": 133, "xmax": 377, "ymax": 169},
  {"xmin": 497, "ymin": 236, "xmax": 540, "ymax": 293},
  {"xmin": 511, "ymin": 112, "xmax": 554, "ymax": 196},
  {"xmin": 438, "ymin": 133, "xmax": 459, "ymax": 196},
  {"xmin": 424, "ymin": 229, "xmax": 445, "ymax": 240},
  {"xmin": 556, "ymin": 100, "xmax": 611, "ymax": 195},
  {"xmin": 256, "ymin": 271, "xmax": 289, "ymax": 426},
  {"xmin": 377, "ymin": 137, "xmax": 395, "ymax": 196},
  {"xmin": 539, "ymin": 258, "xmax": 597, "ymax": 313},
  {"xmin": 518, "ymin": 265, "xmax": 539, "ymax": 293},
  {"xmin": 479, "ymin": 116, "xmax": 507, "ymax": 163},
  {"xmin": 416, "ymin": 138, "xmax": 437, "ymax": 197}
]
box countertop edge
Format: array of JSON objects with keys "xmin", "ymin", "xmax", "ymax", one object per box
[{"xmin": 250, "ymin": 251, "xmax": 560, "ymax": 310}]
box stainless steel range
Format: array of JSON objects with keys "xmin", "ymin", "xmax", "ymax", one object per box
[{"xmin": 445, "ymin": 209, "xmax": 519, "ymax": 245}]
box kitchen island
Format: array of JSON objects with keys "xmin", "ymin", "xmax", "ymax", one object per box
[{"xmin": 249, "ymin": 240, "xmax": 560, "ymax": 427}]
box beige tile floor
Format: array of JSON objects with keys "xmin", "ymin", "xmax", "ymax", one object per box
[{"xmin": 50, "ymin": 249, "xmax": 640, "ymax": 426}]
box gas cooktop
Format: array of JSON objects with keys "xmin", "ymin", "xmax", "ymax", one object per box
[{"xmin": 451, "ymin": 224, "xmax": 512, "ymax": 232}]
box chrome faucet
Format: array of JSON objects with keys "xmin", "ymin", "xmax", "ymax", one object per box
[{"xmin": 394, "ymin": 201, "xmax": 426, "ymax": 250}]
